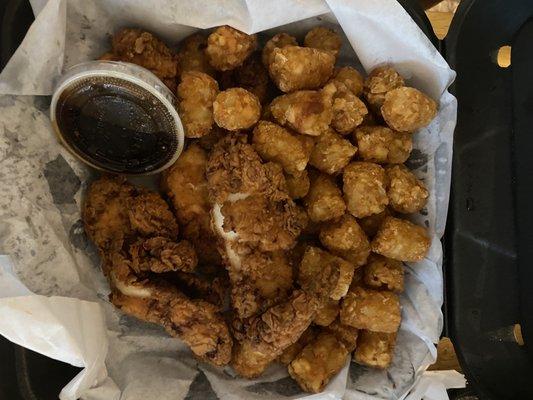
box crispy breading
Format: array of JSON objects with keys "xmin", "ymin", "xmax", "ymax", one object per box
[
  {"xmin": 363, "ymin": 254, "xmax": 404, "ymax": 293},
  {"xmin": 309, "ymin": 128, "xmax": 357, "ymax": 174},
  {"xmin": 381, "ymin": 87, "xmax": 437, "ymax": 132},
  {"xmin": 354, "ymin": 125, "xmax": 412, "ymax": 164},
  {"xmin": 314, "ymin": 298, "xmax": 340, "ymax": 326},
  {"xmin": 232, "ymin": 290, "xmax": 318, "ymax": 377},
  {"xmin": 304, "ymin": 27, "xmax": 342, "ymax": 59},
  {"xmin": 364, "ymin": 66, "xmax": 405, "ymax": 113},
  {"xmin": 221, "ymin": 54, "xmax": 270, "ymax": 103},
  {"xmin": 340, "ymin": 286, "xmax": 401, "ymax": 333},
  {"xmin": 323, "ymin": 81, "xmax": 368, "ymax": 134},
  {"xmin": 206, "ymin": 26, "xmax": 257, "ymax": 71},
  {"xmin": 330, "ymin": 66, "xmax": 364, "ymax": 96},
  {"xmin": 252, "ymin": 121, "xmax": 314, "ymax": 175},
  {"xmin": 371, "ymin": 216, "xmax": 430, "ymax": 262},
  {"xmin": 285, "ymin": 171, "xmax": 310, "ymax": 199},
  {"xmin": 213, "ymin": 88, "xmax": 261, "ymax": 130},
  {"xmin": 343, "ymin": 162, "xmax": 389, "ymax": 218},
  {"xmin": 319, "ymin": 214, "xmax": 370, "ymax": 267},
  {"xmin": 288, "ymin": 332, "xmax": 349, "ymax": 393},
  {"xmin": 262, "ymin": 33, "xmax": 298, "ymax": 66},
  {"xmin": 178, "ymin": 71, "xmax": 219, "ymax": 138},
  {"xmin": 357, "ymin": 208, "xmax": 392, "ymax": 238},
  {"xmin": 304, "ymin": 173, "xmax": 346, "ymax": 223},
  {"xmin": 354, "ymin": 330, "xmax": 397, "ymax": 369},
  {"xmin": 386, "ymin": 164, "xmax": 429, "ymax": 213},
  {"xmin": 268, "ymin": 45, "xmax": 335, "ymax": 92},
  {"xmin": 279, "ymin": 326, "xmax": 318, "ymax": 365},
  {"xmin": 177, "ymin": 33, "xmax": 216, "ymax": 77},
  {"xmin": 324, "ymin": 318, "xmax": 359, "ymax": 352}
]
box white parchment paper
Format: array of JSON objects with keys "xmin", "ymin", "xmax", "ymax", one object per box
[{"xmin": 0, "ymin": 0, "xmax": 460, "ymax": 399}]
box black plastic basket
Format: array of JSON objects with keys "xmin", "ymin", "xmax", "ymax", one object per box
[{"xmin": 1, "ymin": 0, "xmax": 532, "ymax": 399}]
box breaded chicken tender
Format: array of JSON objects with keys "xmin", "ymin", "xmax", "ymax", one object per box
[
  {"xmin": 232, "ymin": 290, "xmax": 318, "ymax": 378},
  {"xmin": 206, "ymin": 26, "xmax": 257, "ymax": 71},
  {"xmin": 363, "ymin": 254, "xmax": 404, "ymax": 293},
  {"xmin": 177, "ymin": 33, "xmax": 215, "ymax": 77},
  {"xmin": 354, "ymin": 330, "xmax": 397, "ymax": 369},
  {"xmin": 314, "ymin": 298, "xmax": 340, "ymax": 326},
  {"xmin": 358, "ymin": 208, "xmax": 391, "ymax": 238},
  {"xmin": 178, "ymin": 71, "xmax": 219, "ymax": 138},
  {"xmin": 162, "ymin": 144, "xmax": 221, "ymax": 265},
  {"xmin": 340, "ymin": 287, "xmax": 401, "ymax": 333},
  {"xmin": 288, "ymin": 332, "xmax": 349, "ymax": 393},
  {"xmin": 111, "ymin": 28, "xmax": 178, "ymax": 88},
  {"xmin": 319, "ymin": 214, "xmax": 370, "ymax": 267},
  {"xmin": 309, "ymin": 129, "xmax": 356, "ymax": 174},
  {"xmin": 355, "ymin": 125, "xmax": 412, "ymax": 164},
  {"xmin": 285, "ymin": 171, "xmax": 310, "ymax": 199},
  {"xmin": 262, "ymin": 33, "xmax": 298, "ymax": 66},
  {"xmin": 371, "ymin": 217, "xmax": 430, "ymax": 262},
  {"xmin": 270, "ymin": 89, "xmax": 334, "ymax": 136},
  {"xmin": 325, "ymin": 319, "xmax": 359, "ymax": 352},
  {"xmin": 304, "ymin": 173, "xmax": 346, "ymax": 222},
  {"xmin": 299, "ymin": 246, "xmax": 354, "ymax": 301},
  {"xmin": 252, "ymin": 121, "xmax": 313, "ymax": 175},
  {"xmin": 364, "ymin": 66, "xmax": 405, "ymax": 113},
  {"xmin": 213, "ymin": 88, "xmax": 261, "ymax": 130},
  {"xmin": 323, "ymin": 81, "xmax": 368, "ymax": 134},
  {"xmin": 222, "ymin": 54, "xmax": 270, "ymax": 103},
  {"xmin": 343, "ymin": 162, "xmax": 388, "ymax": 218},
  {"xmin": 330, "ymin": 66, "xmax": 364, "ymax": 96},
  {"xmin": 280, "ymin": 326, "xmax": 318, "ymax": 365},
  {"xmin": 386, "ymin": 165, "xmax": 428, "ymax": 213},
  {"xmin": 304, "ymin": 27, "xmax": 342, "ymax": 58},
  {"xmin": 381, "ymin": 87, "xmax": 438, "ymax": 132},
  {"xmin": 268, "ymin": 46, "xmax": 335, "ymax": 92}
]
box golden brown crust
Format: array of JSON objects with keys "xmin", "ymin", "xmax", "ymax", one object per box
[
  {"xmin": 340, "ymin": 286, "xmax": 401, "ymax": 333},
  {"xmin": 324, "ymin": 318, "xmax": 359, "ymax": 352},
  {"xmin": 331, "ymin": 66, "xmax": 364, "ymax": 97},
  {"xmin": 363, "ymin": 253, "xmax": 404, "ymax": 293},
  {"xmin": 354, "ymin": 125, "xmax": 412, "ymax": 164},
  {"xmin": 381, "ymin": 87, "xmax": 437, "ymax": 132},
  {"xmin": 252, "ymin": 121, "xmax": 313, "ymax": 175},
  {"xmin": 206, "ymin": 26, "xmax": 257, "ymax": 71},
  {"xmin": 314, "ymin": 298, "xmax": 340, "ymax": 326},
  {"xmin": 319, "ymin": 214, "xmax": 370, "ymax": 267},
  {"xmin": 213, "ymin": 88, "xmax": 261, "ymax": 130},
  {"xmin": 364, "ymin": 66, "xmax": 405, "ymax": 113},
  {"xmin": 288, "ymin": 332, "xmax": 349, "ymax": 393},
  {"xmin": 386, "ymin": 164, "xmax": 429, "ymax": 214},
  {"xmin": 343, "ymin": 162, "xmax": 389, "ymax": 218},
  {"xmin": 371, "ymin": 216, "xmax": 430, "ymax": 262},
  {"xmin": 304, "ymin": 27, "xmax": 342, "ymax": 59},
  {"xmin": 357, "ymin": 208, "xmax": 392, "ymax": 238},
  {"xmin": 309, "ymin": 128, "xmax": 357, "ymax": 175},
  {"xmin": 268, "ymin": 45, "xmax": 335, "ymax": 92},
  {"xmin": 285, "ymin": 171, "xmax": 310, "ymax": 199},
  {"xmin": 323, "ymin": 81, "xmax": 368, "ymax": 134},
  {"xmin": 354, "ymin": 330, "xmax": 397, "ymax": 369},
  {"xmin": 279, "ymin": 326, "xmax": 318, "ymax": 365},
  {"xmin": 178, "ymin": 71, "xmax": 219, "ymax": 138},
  {"xmin": 177, "ymin": 33, "xmax": 216, "ymax": 77},
  {"xmin": 304, "ymin": 173, "xmax": 346, "ymax": 223},
  {"xmin": 262, "ymin": 33, "xmax": 298, "ymax": 66}
]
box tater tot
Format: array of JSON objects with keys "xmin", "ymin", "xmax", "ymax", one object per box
[
  {"xmin": 381, "ymin": 87, "xmax": 438, "ymax": 132},
  {"xmin": 309, "ymin": 129, "xmax": 357, "ymax": 175},
  {"xmin": 213, "ymin": 88, "xmax": 261, "ymax": 130},
  {"xmin": 262, "ymin": 33, "xmax": 298, "ymax": 66},
  {"xmin": 355, "ymin": 126, "xmax": 412, "ymax": 164},
  {"xmin": 206, "ymin": 26, "xmax": 257, "ymax": 71},
  {"xmin": 364, "ymin": 66, "xmax": 405, "ymax": 113},
  {"xmin": 343, "ymin": 162, "xmax": 388, "ymax": 218},
  {"xmin": 340, "ymin": 287, "xmax": 401, "ymax": 333},
  {"xmin": 319, "ymin": 214, "xmax": 371, "ymax": 267},
  {"xmin": 323, "ymin": 81, "xmax": 368, "ymax": 134},
  {"xmin": 177, "ymin": 71, "xmax": 219, "ymax": 138},
  {"xmin": 354, "ymin": 330, "xmax": 397, "ymax": 369},
  {"xmin": 177, "ymin": 33, "xmax": 215, "ymax": 77},
  {"xmin": 325, "ymin": 319, "xmax": 359, "ymax": 352},
  {"xmin": 314, "ymin": 299, "xmax": 340, "ymax": 326},
  {"xmin": 386, "ymin": 165, "xmax": 428, "ymax": 214},
  {"xmin": 304, "ymin": 173, "xmax": 346, "ymax": 222},
  {"xmin": 363, "ymin": 254, "xmax": 404, "ymax": 293},
  {"xmin": 270, "ymin": 90, "xmax": 333, "ymax": 136},
  {"xmin": 371, "ymin": 216, "xmax": 430, "ymax": 262},
  {"xmin": 280, "ymin": 326, "xmax": 318, "ymax": 365},
  {"xmin": 331, "ymin": 66, "xmax": 364, "ymax": 97},
  {"xmin": 285, "ymin": 171, "xmax": 310, "ymax": 199},
  {"xmin": 268, "ymin": 46, "xmax": 335, "ymax": 92},
  {"xmin": 304, "ymin": 27, "xmax": 342, "ymax": 59},
  {"xmin": 358, "ymin": 208, "xmax": 391, "ymax": 238},
  {"xmin": 288, "ymin": 332, "xmax": 349, "ymax": 393},
  {"xmin": 252, "ymin": 121, "xmax": 313, "ymax": 175}
]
